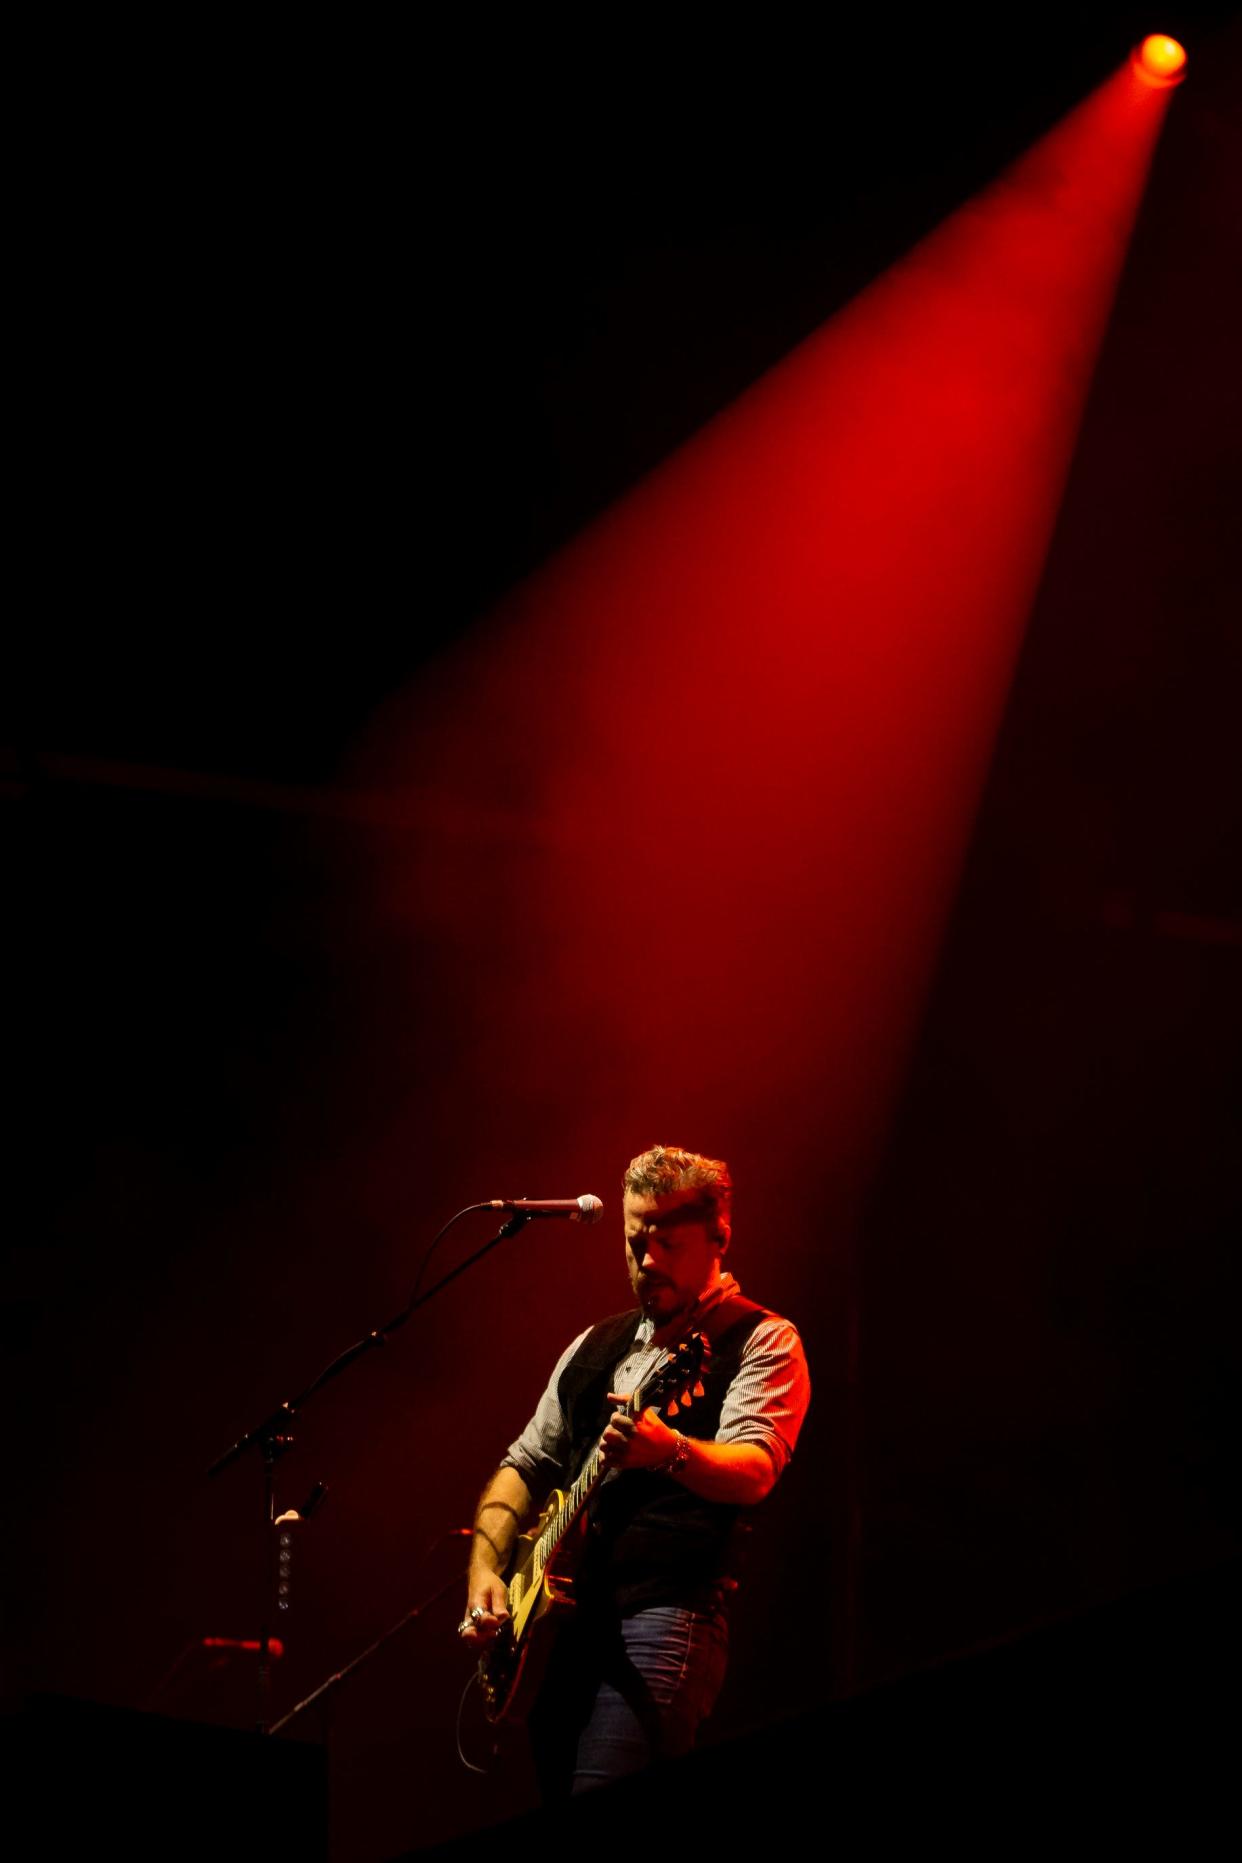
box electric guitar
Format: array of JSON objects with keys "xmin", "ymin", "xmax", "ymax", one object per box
[{"xmin": 477, "ymin": 1331, "xmax": 708, "ymax": 1724}]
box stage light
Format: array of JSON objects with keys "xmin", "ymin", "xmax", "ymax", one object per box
[{"xmin": 1133, "ymin": 34, "xmax": 1187, "ymax": 86}]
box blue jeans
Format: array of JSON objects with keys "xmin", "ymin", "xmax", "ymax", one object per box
[{"xmin": 530, "ymin": 1604, "xmax": 730, "ymax": 1798}]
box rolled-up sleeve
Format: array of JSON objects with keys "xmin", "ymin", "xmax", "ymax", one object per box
[{"xmin": 716, "ymin": 1318, "xmax": 811, "ymax": 1477}]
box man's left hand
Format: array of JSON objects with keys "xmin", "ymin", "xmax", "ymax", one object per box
[{"xmin": 598, "ymin": 1396, "xmax": 678, "ymax": 1470}]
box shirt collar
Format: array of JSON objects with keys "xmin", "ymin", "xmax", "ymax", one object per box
[{"xmin": 636, "ymin": 1270, "xmax": 741, "ymax": 1341}]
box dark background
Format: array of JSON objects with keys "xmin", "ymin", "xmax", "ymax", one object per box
[{"xmin": 9, "ymin": 10, "xmax": 1240, "ymax": 1858}]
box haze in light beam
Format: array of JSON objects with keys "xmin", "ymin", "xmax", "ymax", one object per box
[{"xmin": 362, "ymin": 63, "xmax": 1172, "ymax": 1201}]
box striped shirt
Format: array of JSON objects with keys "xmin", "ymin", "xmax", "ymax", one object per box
[{"xmin": 500, "ymin": 1272, "xmax": 811, "ymax": 1498}]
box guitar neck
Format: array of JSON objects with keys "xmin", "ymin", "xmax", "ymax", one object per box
[{"xmin": 530, "ymin": 1385, "xmax": 644, "ymax": 1585}]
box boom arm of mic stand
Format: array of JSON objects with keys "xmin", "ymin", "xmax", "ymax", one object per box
[{"xmin": 206, "ymin": 1209, "xmax": 531, "ymax": 1481}]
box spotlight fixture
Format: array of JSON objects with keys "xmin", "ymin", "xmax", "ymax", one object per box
[{"xmin": 1132, "ymin": 34, "xmax": 1188, "ymax": 86}]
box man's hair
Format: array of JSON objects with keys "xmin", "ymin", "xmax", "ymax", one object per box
[{"xmin": 623, "ymin": 1144, "xmax": 733, "ymax": 1248}]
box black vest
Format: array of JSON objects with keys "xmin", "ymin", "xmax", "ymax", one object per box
[{"xmin": 557, "ymin": 1295, "xmax": 769, "ymax": 1616}]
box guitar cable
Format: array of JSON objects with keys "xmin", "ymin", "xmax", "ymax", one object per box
[{"xmin": 456, "ymin": 1665, "xmax": 502, "ymax": 1775}]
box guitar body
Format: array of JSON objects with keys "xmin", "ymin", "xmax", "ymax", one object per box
[
  {"xmin": 474, "ymin": 1332, "xmax": 707, "ymax": 1726},
  {"xmin": 478, "ymin": 1497, "xmax": 583, "ymax": 1725}
]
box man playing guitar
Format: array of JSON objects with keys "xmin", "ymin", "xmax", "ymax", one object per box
[{"xmin": 458, "ymin": 1143, "xmax": 811, "ymax": 1797}]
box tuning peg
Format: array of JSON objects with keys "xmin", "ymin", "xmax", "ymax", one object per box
[
  {"xmin": 693, "ymin": 1381, "xmax": 705, "ymax": 1399},
  {"xmin": 666, "ymin": 1399, "xmax": 680, "ymax": 1416}
]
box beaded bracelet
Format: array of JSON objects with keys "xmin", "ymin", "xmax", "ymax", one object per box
[{"xmin": 656, "ymin": 1432, "xmax": 690, "ymax": 1477}]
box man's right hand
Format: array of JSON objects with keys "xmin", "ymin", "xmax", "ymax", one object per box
[
  {"xmin": 462, "ymin": 1465, "xmax": 530, "ymax": 1645},
  {"xmin": 459, "ymin": 1571, "xmax": 511, "ymax": 1645}
]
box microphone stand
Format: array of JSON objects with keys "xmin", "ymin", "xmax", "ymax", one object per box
[
  {"xmin": 207, "ymin": 1205, "xmax": 533, "ymax": 1733},
  {"xmin": 268, "ymin": 1568, "xmax": 465, "ymax": 1736}
]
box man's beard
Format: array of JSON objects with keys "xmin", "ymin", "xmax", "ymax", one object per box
[{"xmin": 638, "ymin": 1277, "xmax": 687, "ymax": 1322}]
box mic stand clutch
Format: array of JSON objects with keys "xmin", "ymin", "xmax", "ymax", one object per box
[{"xmin": 206, "ymin": 1206, "xmax": 534, "ymax": 1733}]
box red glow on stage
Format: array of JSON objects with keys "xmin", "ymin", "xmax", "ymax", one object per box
[
  {"xmin": 362, "ymin": 61, "xmax": 1173, "ymax": 1252},
  {"xmin": 1133, "ymin": 34, "xmax": 1188, "ymax": 86},
  {"xmin": 201, "ymin": 1636, "xmax": 284, "ymax": 1656}
]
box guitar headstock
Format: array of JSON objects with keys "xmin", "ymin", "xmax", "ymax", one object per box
[{"xmin": 644, "ymin": 1330, "xmax": 709, "ymax": 1419}]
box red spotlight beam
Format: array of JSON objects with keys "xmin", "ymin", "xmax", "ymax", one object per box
[{"xmin": 368, "ymin": 61, "xmax": 1175, "ymax": 1179}]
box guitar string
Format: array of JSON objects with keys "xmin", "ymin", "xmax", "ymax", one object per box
[
  {"xmin": 522, "ymin": 1335, "xmax": 704, "ymax": 1594},
  {"xmin": 531, "ymin": 1342, "xmax": 667, "ymax": 1581}
]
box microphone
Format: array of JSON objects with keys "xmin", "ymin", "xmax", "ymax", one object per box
[{"xmin": 489, "ymin": 1195, "xmax": 605, "ymax": 1224}]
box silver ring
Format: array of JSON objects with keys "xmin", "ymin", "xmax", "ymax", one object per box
[
  {"xmin": 469, "ymin": 1605, "xmax": 485, "ymax": 1623},
  {"xmin": 456, "ymin": 1618, "xmax": 472, "ymax": 1636}
]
